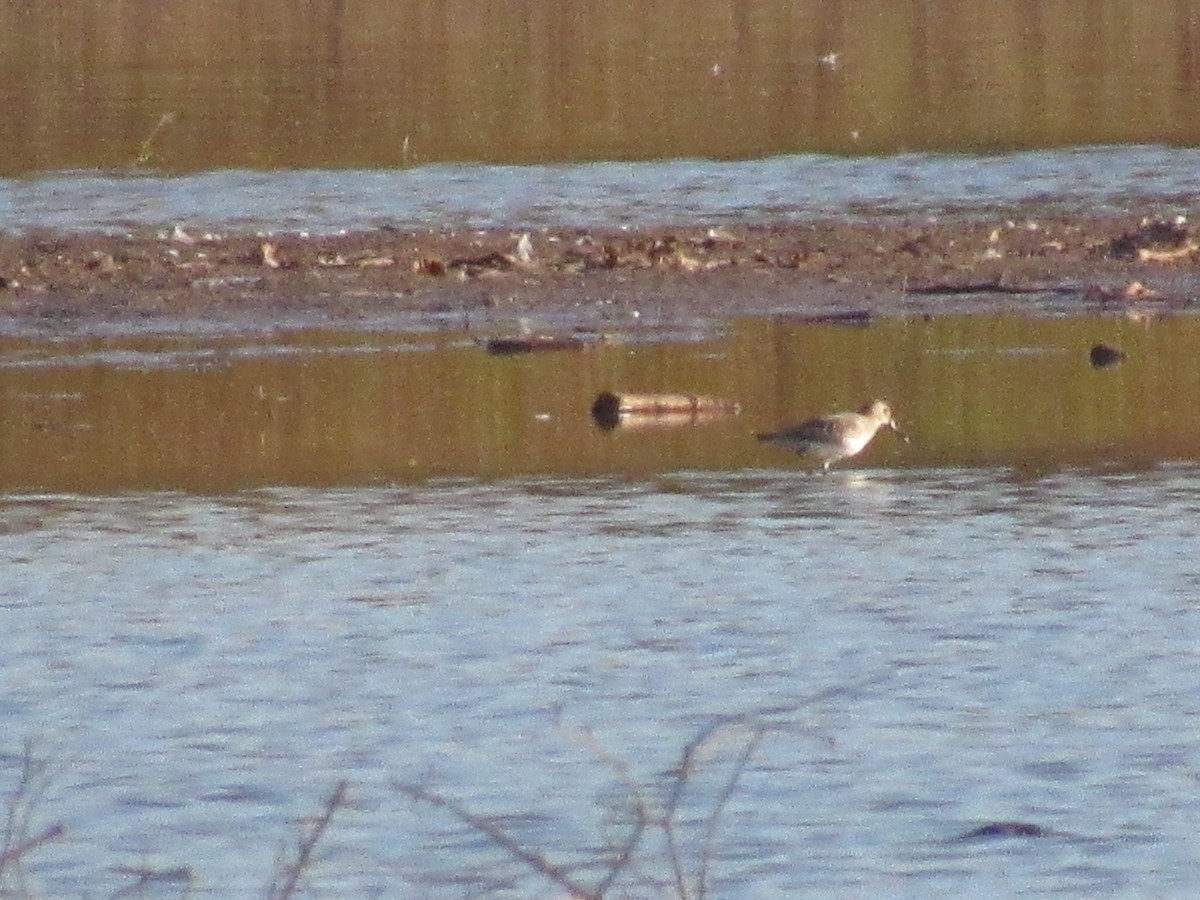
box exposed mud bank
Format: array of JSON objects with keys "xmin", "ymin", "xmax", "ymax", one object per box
[{"xmin": 0, "ymin": 214, "xmax": 1196, "ymax": 329}]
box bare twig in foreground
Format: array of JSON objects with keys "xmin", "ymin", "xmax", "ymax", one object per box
[
  {"xmin": 0, "ymin": 739, "xmax": 65, "ymax": 892},
  {"xmin": 393, "ymin": 781, "xmax": 629, "ymax": 900},
  {"xmin": 654, "ymin": 715, "xmax": 767, "ymax": 900},
  {"xmin": 693, "ymin": 726, "xmax": 764, "ymax": 900},
  {"xmin": 112, "ymin": 863, "xmax": 194, "ymax": 898},
  {"xmin": 396, "ymin": 715, "xmax": 772, "ymax": 900},
  {"xmin": 265, "ymin": 779, "xmax": 349, "ymax": 900},
  {"xmin": 0, "ymin": 823, "xmax": 65, "ymax": 870}
]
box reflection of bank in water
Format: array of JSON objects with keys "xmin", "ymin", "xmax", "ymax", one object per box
[{"xmin": 6, "ymin": 1, "xmax": 1200, "ymax": 175}]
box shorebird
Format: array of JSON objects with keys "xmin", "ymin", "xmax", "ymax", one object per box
[{"xmin": 756, "ymin": 399, "xmax": 906, "ymax": 472}]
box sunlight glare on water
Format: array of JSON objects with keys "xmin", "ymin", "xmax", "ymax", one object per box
[{"xmin": 4, "ymin": 468, "xmax": 1200, "ymax": 896}]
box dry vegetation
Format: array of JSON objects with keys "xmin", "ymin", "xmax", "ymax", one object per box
[{"xmin": 2, "ymin": 717, "xmax": 792, "ymax": 899}]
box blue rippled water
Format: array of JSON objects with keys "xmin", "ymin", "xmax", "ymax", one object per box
[
  {"xmin": 1, "ymin": 145, "xmax": 1196, "ymax": 234},
  {"xmin": 4, "ymin": 468, "xmax": 1200, "ymax": 896}
]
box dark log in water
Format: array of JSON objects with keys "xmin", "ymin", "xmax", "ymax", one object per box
[
  {"xmin": 484, "ymin": 335, "xmax": 590, "ymax": 355},
  {"xmin": 591, "ymin": 391, "xmax": 741, "ymax": 429}
]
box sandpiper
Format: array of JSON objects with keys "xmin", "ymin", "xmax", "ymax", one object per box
[{"xmin": 756, "ymin": 399, "xmax": 907, "ymax": 472}]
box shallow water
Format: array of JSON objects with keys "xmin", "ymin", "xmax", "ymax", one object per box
[
  {"xmin": 2, "ymin": 146, "xmax": 1198, "ymax": 234},
  {"xmin": 1, "ymin": 312, "xmax": 1197, "ymax": 492},
  {"xmin": 4, "ymin": 469, "xmax": 1200, "ymax": 897}
]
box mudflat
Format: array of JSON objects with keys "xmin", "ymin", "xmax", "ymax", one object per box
[{"xmin": 0, "ymin": 213, "xmax": 1196, "ymax": 328}]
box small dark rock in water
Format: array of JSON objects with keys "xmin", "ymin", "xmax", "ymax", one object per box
[
  {"xmin": 1090, "ymin": 343, "xmax": 1126, "ymax": 368},
  {"xmin": 958, "ymin": 821, "xmax": 1048, "ymax": 840}
]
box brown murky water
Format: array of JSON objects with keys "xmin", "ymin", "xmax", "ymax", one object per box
[
  {"xmin": 1, "ymin": 0, "xmax": 1198, "ymax": 174},
  {"xmin": 0, "ymin": 312, "xmax": 1190, "ymax": 492}
]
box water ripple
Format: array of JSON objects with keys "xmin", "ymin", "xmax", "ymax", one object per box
[
  {"xmin": 1, "ymin": 146, "xmax": 1197, "ymax": 234},
  {"xmin": 3, "ymin": 471, "xmax": 1200, "ymax": 895}
]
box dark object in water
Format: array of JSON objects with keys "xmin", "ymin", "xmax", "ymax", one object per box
[
  {"xmin": 908, "ymin": 279, "xmax": 1077, "ymax": 296},
  {"xmin": 1089, "ymin": 343, "xmax": 1126, "ymax": 368},
  {"xmin": 1108, "ymin": 219, "xmax": 1192, "ymax": 260},
  {"xmin": 591, "ymin": 391, "xmax": 741, "ymax": 430},
  {"xmin": 957, "ymin": 821, "xmax": 1048, "ymax": 841},
  {"xmin": 784, "ymin": 309, "xmax": 873, "ymax": 327},
  {"xmin": 484, "ymin": 335, "xmax": 589, "ymax": 355}
]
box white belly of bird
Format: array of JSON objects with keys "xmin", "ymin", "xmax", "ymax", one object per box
[{"xmin": 836, "ymin": 431, "xmax": 874, "ymax": 459}]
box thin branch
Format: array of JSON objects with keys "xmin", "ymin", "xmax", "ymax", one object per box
[
  {"xmin": 394, "ymin": 781, "xmax": 602, "ymax": 900},
  {"xmin": 266, "ymin": 779, "xmax": 348, "ymax": 900},
  {"xmin": 664, "ymin": 715, "xmax": 750, "ymax": 820},
  {"xmin": 659, "ymin": 714, "xmax": 753, "ymax": 900},
  {"xmin": 695, "ymin": 727, "xmax": 764, "ymax": 900},
  {"xmin": 589, "ymin": 803, "xmax": 647, "ymax": 899},
  {"xmin": 396, "ymin": 697, "xmax": 860, "ymax": 900},
  {"xmin": 0, "ymin": 823, "xmax": 65, "ymax": 868},
  {"xmin": 0, "ymin": 738, "xmax": 64, "ymax": 887},
  {"xmin": 555, "ymin": 716, "xmax": 646, "ymax": 812},
  {"xmin": 554, "ymin": 715, "xmax": 658, "ymax": 894}
]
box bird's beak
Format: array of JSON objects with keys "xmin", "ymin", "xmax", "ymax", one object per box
[{"xmin": 891, "ymin": 420, "xmax": 911, "ymax": 443}]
